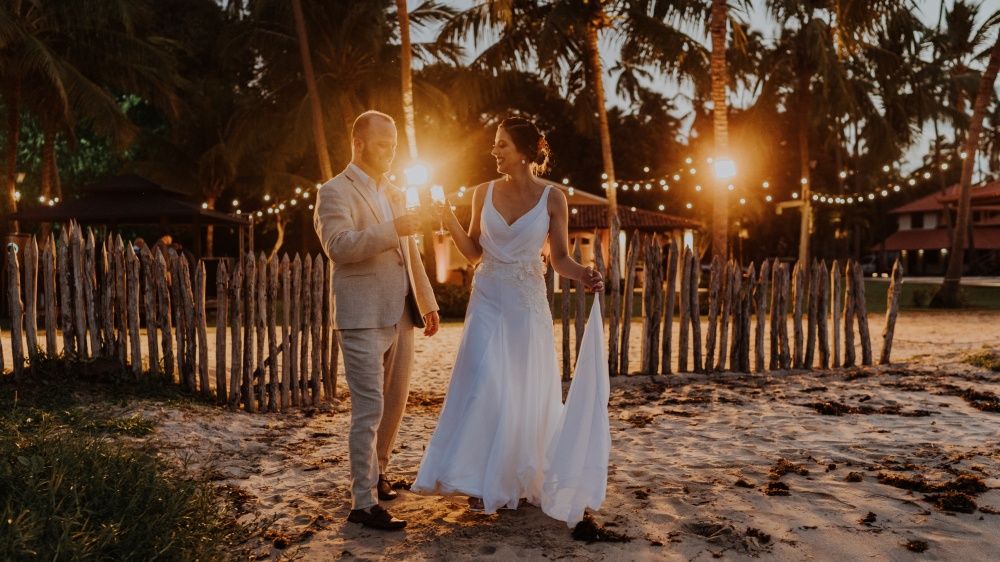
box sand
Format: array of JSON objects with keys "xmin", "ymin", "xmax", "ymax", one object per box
[{"xmin": 87, "ymin": 308, "xmax": 1000, "ymax": 560}]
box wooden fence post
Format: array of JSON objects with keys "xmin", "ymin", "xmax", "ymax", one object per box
[
  {"xmin": 267, "ymin": 257, "xmax": 280, "ymax": 410},
  {"xmin": 560, "ymin": 263, "xmax": 571, "ymax": 380},
  {"xmin": 311, "ymin": 254, "xmax": 324, "ymax": 404},
  {"xmin": 689, "ymin": 251, "xmax": 702, "ymax": 373},
  {"xmin": 661, "ymin": 239, "xmax": 678, "ymax": 375},
  {"xmin": 195, "ymin": 261, "xmax": 210, "ymax": 395},
  {"xmin": 843, "ymin": 260, "xmax": 856, "ymax": 368},
  {"xmin": 71, "ymin": 226, "xmax": 88, "ymax": 357},
  {"xmin": 43, "ymin": 237, "xmax": 57, "ymax": 356},
  {"xmin": 717, "ymin": 260, "xmax": 732, "ymax": 371},
  {"xmin": 678, "ymin": 246, "xmax": 691, "ymax": 373},
  {"xmin": 228, "ymin": 257, "xmax": 243, "ymax": 408},
  {"xmin": 817, "ymin": 261, "xmax": 830, "ymax": 369},
  {"xmin": 880, "ymin": 258, "xmax": 903, "ymax": 365},
  {"xmin": 155, "ymin": 250, "xmax": 175, "ymax": 380},
  {"xmin": 754, "ymin": 260, "xmax": 770, "ymax": 372},
  {"xmin": 705, "ymin": 256, "xmax": 722, "ymax": 371},
  {"xmin": 853, "ymin": 260, "xmax": 873, "ymax": 366},
  {"xmin": 126, "ymin": 244, "xmax": 142, "ymax": 375},
  {"xmin": 290, "ymin": 255, "xmax": 303, "ymax": 406},
  {"xmin": 620, "ymin": 232, "xmax": 641, "ymax": 376},
  {"xmin": 804, "ymin": 261, "xmax": 818, "ymax": 369},
  {"xmin": 242, "ymin": 253, "xmax": 257, "ymax": 412},
  {"xmin": 58, "ymin": 229, "xmax": 74, "ymax": 356},
  {"xmin": 831, "ymin": 260, "xmax": 842, "ymax": 368},
  {"xmin": 281, "ymin": 255, "xmax": 293, "ymax": 408},
  {"xmin": 256, "ymin": 253, "xmax": 268, "ymax": 409},
  {"xmin": 608, "ymin": 215, "xmax": 621, "ymax": 377},
  {"xmin": 573, "ymin": 239, "xmax": 586, "ymax": 360},
  {"xmin": 216, "ymin": 261, "xmax": 229, "ymax": 403},
  {"xmin": 7, "ymin": 245, "xmax": 24, "ymax": 378},
  {"xmin": 778, "ymin": 264, "xmax": 791, "ymax": 369}
]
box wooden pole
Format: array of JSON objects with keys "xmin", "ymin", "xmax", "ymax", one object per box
[
  {"xmin": 844, "ymin": 260, "xmax": 856, "ymax": 368},
  {"xmin": 155, "ymin": 250, "xmax": 175, "ymax": 380},
  {"xmin": 114, "ymin": 236, "xmax": 128, "ymax": 366},
  {"xmin": 661, "ymin": 239, "xmax": 678, "ymax": 375},
  {"xmin": 831, "ymin": 260, "xmax": 843, "ymax": 368},
  {"xmin": 195, "ymin": 261, "xmax": 210, "ymax": 395},
  {"xmin": 593, "ymin": 231, "xmax": 606, "ymax": 313},
  {"xmin": 216, "ymin": 260, "xmax": 229, "ymax": 403},
  {"xmin": 57, "ymin": 229, "xmax": 74, "ymax": 356},
  {"xmin": 256, "ymin": 253, "xmax": 268, "ymax": 409},
  {"xmin": 643, "ymin": 236, "xmax": 663, "ymax": 375},
  {"xmin": 620, "ymin": 232, "xmax": 640, "ymax": 376},
  {"xmin": 83, "ymin": 231, "xmax": 99, "ymax": 359},
  {"xmin": 268, "ymin": 257, "xmax": 280, "ymax": 410},
  {"xmin": 228, "ymin": 257, "xmax": 243, "ymax": 408},
  {"xmin": 7, "ymin": 244, "xmax": 24, "ymax": 378},
  {"xmin": 169, "ymin": 250, "xmax": 184, "ymax": 382},
  {"xmin": 608, "ymin": 216, "xmax": 621, "ymax": 376},
  {"xmin": 768, "ymin": 260, "xmax": 780, "ymax": 370},
  {"xmin": 325, "ymin": 258, "xmax": 337, "ymax": 401},
  {"xmin": 792, "ymin": 262, "xmax": 804, "ymax": 369},
  {"xmin": 301, "ymin": 255, "xmax": 313, "ymax": 406},
  {"xmin": 179, "ymin": 256, "xmax": 197, "ymax": 392},
  {"xmin": 43, "ymin": 237, "xmax": 56, "ymax": 356},
  {"xmin": 754, "ymin": 259, "xmax": 770, "ymax": 372},
  {"xmin": 740, "ymin": 263, "xmax": 755, "ymax": 372},
  {"xmin": 281, "ymin": 255, "xmax": 293, "ymax": 408},
  {"xmin": 690, "ymin": 251, "xmax": 703, "ymax": 373},
  {"xmin": 879, "ymin": 258, "xmax": 903, "ymax": 365},
  {"xmin": 140, "ymin": 247, "xmax": 159, "ymax": 376},
  {"xmin": 242, "ymin": 253, "xmax": 257, "ymax": 412},
  {"xmin": 817, "ymin": 261, "xmax": 830, "ymax": 369},
  {"xmin": 853, "ymin": 259, "xmax": 873, "ymax": 366},
  {"xmin": 71, "ymin": 226, "xmax": 88, "ymax": 357},
  {"xmin": 804, "ymin": 261, "xmax": 818, "ymax": 369},
  {"xmin": 778, "ymin": 264, "xmax": 791, "ymax": 369},
  {"xmin": 24, "ymin": 236, "xmax": 38, "ymax": 362},
  {"xmin": 678, "ymin": 246, "xmax": 691, "ymax": 372},
  {"xmin": 290, "ymin": 255, "xmax": 302, "ymax": 406},
  {"xmin": 716, "ymin": 260, "xmax": 732, "ymax": 370},
  {"xmin": 727, "ymin": 262, "xmax": 742, "ymax": 372},
  {"xmin": 311, "ymin": 254, "xmax": 324, "ymax": 404},
  {"xmin": 126, "ymin": 244, "xmax": 142, "ymax": 375},
  {"xmin": 705, "ymin": 256, "xmax": 722, "ymax": 371}
]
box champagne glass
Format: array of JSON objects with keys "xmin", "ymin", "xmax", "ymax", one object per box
[
  {"xmin": 430, "ymin": 185, "xmax": 447, "ymax": 236},
  {"xmin": 404, "ymin": 186, "xmax": 421, "ymax": 239}
]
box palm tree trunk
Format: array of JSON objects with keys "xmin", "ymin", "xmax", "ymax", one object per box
[
  {"xmin": 270, "ymin": 216, "xmax": 288, "ymax": 260},
  {"xmin": 585, "ymin": 21, "xmax": 616, "ymax": 228},
  {"xmin": 933, "ymin": 35, "xmax": 1000, "ymax": 307},
  {"xmin": 396, "ymin": 0, "xmax": 418, "ymax": 161},
  {"xmin": 291, "ymin": 0, "xmax": 334, "ymax": 180},
  {"xmin": 4, "ymin": 82, "xmax": 22, "ymax": 233},
  {"xmin": 710, "ymin": 0, "xmax": 730, "ymax": 260},
  {"xmin": 797, "ymin": 74, "xmax": 812, "ymax": 265}
]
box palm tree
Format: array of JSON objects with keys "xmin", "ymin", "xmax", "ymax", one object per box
[
  {"xmin": 440, "ymin": 0, "xmax": 706, "ymax": 226},
  {"xmin": 396, "ymin": 0, "xmax": 419, "ymax": 161},
  {"xmin": 933, "ymin": 28, "xmax": 1000, "ymax": 307},
  {"xmin": 709, "ymin": 0, "xmax": 731, "ymax": 260},
  {"xmin": 0, "ymin": 0, "xmax": 180, "ymax": 232},
  {"xmin": 291, "ymin": 0, "xmax": 334, "ymax": 180}
]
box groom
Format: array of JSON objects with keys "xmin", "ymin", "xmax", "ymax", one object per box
[{"xmin": 314, "ymin": 110, "xmax": 440, "ymax": 530}]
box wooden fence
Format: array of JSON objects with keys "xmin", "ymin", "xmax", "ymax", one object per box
[
  {"xmin": 3, "ymin": 222, "xmax": 905, "ymax": 413},
  {"xmin": 2, "ymin": 223, "xmax": 338, "ymax": 412},
  {"xmin": 549, "ymin": 219, "xmax": 904, "ymax": 378}
]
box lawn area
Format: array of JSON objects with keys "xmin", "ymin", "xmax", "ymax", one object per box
[{"xmin": 0, "ymin": 360, "xmax": 252, "ymax": 561}]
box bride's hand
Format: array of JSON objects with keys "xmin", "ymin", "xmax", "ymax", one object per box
[{"xmin": 582, "ymin": 266, "xmax": 604, "ymax": 292}]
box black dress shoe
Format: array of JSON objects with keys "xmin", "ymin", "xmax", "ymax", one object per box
[
  {"xmin": 347, "ymin": 504, "xmax": 406, "ymax": 530},
  {"xmin": 378, "ymin": 474, "xmax": 398, "ymax": 501}
]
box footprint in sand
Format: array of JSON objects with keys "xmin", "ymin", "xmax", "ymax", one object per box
[{"xmin": 479, "ymin": 545, "xmax": 498, "ymax": 555}]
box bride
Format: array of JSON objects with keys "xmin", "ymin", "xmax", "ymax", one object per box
[{"xmin": 412, "ymin": 117, "xmax": 610, "ymax": 525}]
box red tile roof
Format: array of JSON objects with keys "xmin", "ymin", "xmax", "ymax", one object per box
[
  {"xmin": 891, "ymin": 180, "xmax": 1000, "ymax": 214},
  {"xmin": 879, "ymin": 227, "xmax": 1000, "ymax": 250}
]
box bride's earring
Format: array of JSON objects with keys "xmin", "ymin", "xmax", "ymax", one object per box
[{"xmin": 521, "ymin": 159, "xmax": 527, "ymax": 165}]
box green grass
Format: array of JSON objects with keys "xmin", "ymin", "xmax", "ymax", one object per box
[
  {"xmin": 0, "ymin": 356, "xmax": 252, "ymax": 561},
  {"xmin": 864, "ymin": 280, "xmax": 1000, "ymax": 313}
]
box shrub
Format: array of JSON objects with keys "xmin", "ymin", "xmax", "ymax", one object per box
[{"xmin": 431, "ymin": 282, "xmax": 472, "ymax": 320}]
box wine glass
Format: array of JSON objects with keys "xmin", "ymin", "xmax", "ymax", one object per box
[{"xmin": 430, "ymin": 185, "xmax": 447, "ymax": 236}]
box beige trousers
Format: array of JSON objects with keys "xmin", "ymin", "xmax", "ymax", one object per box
[{"xmin": 337, "ymin": 306, "xmax": 414, "ymax": 510}]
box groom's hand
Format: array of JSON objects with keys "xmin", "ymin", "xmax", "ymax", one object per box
[{"xmin": 422, "ymin": 311, "xmax": 440, "ymax": 336}]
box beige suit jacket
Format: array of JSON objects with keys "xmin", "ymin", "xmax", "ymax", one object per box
[{"xmin": 313, "ymin": 165, "xmax": 438, "ymax": 330}]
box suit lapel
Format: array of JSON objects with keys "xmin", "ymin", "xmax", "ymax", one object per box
[{"xmin": 345, "ymin": 169, "xmax": 385, "ymax": 224}]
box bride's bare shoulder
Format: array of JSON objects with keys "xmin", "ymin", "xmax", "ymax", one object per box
[{"xmin": 539, "ymin": 179, "xmax": 568, "ymax": 208}]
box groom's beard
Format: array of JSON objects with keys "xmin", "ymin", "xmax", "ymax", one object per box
[{"xmin": 361, "ymin": 145, "xmax": 393, "ymax": 177}]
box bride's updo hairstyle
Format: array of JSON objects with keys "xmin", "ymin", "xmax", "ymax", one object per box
[{"xmin": 500, "ymin": 117, "xmax": 551, "ymax": 175}]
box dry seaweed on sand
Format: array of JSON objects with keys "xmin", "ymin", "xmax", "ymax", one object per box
[
  {"xmin": 572, "ymin": 514, "xmax": 632, "ymax": 543},
  {"xmin": 770, "ymin": 459, "xmax": 809, "ymax": 478}
]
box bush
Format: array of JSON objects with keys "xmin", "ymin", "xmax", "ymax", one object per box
[
  {"xmin": 432, "ymin": 282, "xmax": 472, "ymax": 320},
  {"xmin": 911, "ymin": 287, "xmax": 933, "ymax": 307}
]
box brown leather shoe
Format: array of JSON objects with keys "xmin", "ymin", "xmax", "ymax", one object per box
[
  {"xmin": 347, "ymin": 504, "xmax": 406, "ymax": 530},
  {"xmin": 377, "ymin": 474, "xmax": 398, "ymax": 501}
]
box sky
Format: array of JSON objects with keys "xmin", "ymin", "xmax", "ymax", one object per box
[{"xmin": 411, "ymin": 1, "xmax": 997, "ymax": 177}]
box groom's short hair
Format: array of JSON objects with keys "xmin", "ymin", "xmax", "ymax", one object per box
[{"xmin": 352, "ymin": 110, "xmax": 395, "ymax": 142}]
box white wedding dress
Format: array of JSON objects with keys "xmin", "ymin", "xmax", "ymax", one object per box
[{"xmin": 412, "ymin": 182, "xmax": 610, "ymax": 526}]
